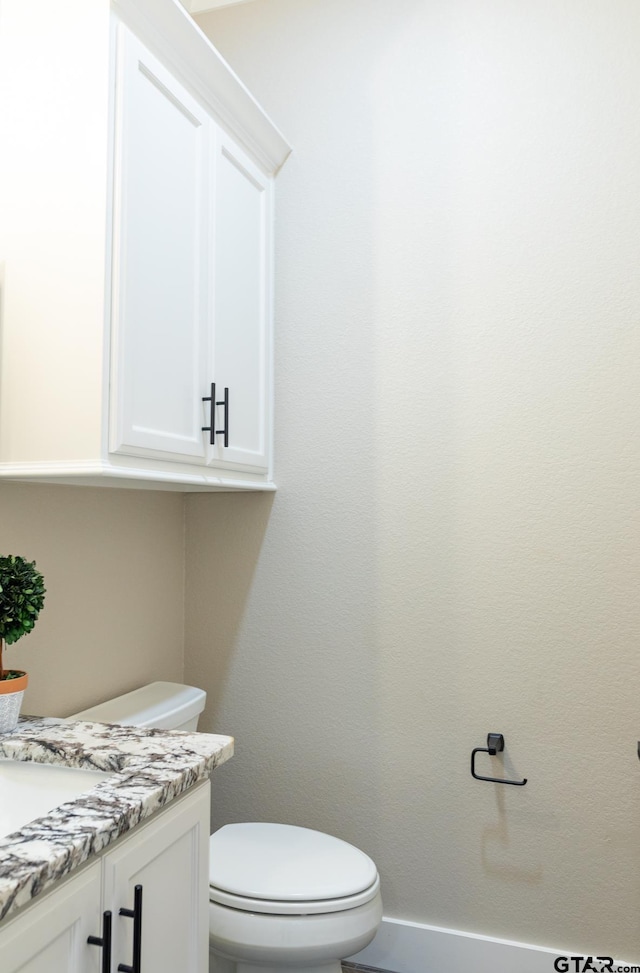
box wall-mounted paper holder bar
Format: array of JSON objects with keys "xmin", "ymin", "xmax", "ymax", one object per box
[{"xmin": 471, "ymin": 733, "xmax": 527, "ymax": 786}]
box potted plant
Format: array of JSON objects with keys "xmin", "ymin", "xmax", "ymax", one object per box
[{"xmin": 0, "ymin": 555, "xmax": 46, "ymax": 732}]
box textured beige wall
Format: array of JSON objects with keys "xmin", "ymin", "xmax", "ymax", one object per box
[
  {"xmin": 0, "ymin": 483, "xmax": 185, "ymax": 716},
  {"xmin": 187, "ymin": 0, "xmax": 640, "ymax": 959}
]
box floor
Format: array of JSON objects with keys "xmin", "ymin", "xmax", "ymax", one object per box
[{"xmin": 342, "ymin": 964, "xmax": 395, "ymax": 973}]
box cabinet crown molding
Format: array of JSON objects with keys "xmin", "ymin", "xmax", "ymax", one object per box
[{"xmin": 114, "ymin": 0, "xmax": 291, "ymax": 174}]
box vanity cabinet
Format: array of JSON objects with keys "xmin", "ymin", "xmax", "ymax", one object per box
[
  {"xmin": 104, "ymin": 781, "xmax": 210, "ymax": 973},
  {"xmin": 0, "ymin": 0, "xmax": 288, "ymax": 491},
  {"xmin": 0, "ymin": 782, "xmax": 210, "ymax": 973},
  {"xmin": 0, "ymin": 863, "xmax": 102, "ymax": 973}
]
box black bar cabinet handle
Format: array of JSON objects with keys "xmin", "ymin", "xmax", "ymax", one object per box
[
  {"xmin": 471, "ymin": 733, "xmax": 527, "ymax": 786},
  {"xmin": 118, "ymin": 884, "xmax": 143, "ymax": 973},
  {"xmin": 201, "ymin": 382, "xmax": 216, "ymax": 445},
  {"xmin": 220, "ymin": 385, "xmax": 229, "ymax": 448},
  {"xmin": 87, "ymin": 910, "xmax": 112, "ymax": 973},
  {"xmin": 201, "ymin": 382, "xmax": 229, "ymax": 447}
]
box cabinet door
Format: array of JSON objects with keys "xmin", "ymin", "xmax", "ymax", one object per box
[
  {"xmin": 0, "ymin": 863, "xmax": 102, "ymax": 973},
  {"xmin": 104, "ymin": 782, "xmax": 210, "ymax": 973},
  {"xmin": 110, "ymin": 25, "xmax": 210, "ymax": 464},
  {"xmin": 206, "ymin": 129, "xmax": 272, "ymax": 474}
]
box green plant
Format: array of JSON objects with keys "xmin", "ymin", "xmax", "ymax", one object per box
[{"xmin": 0, "ymin": 555, "xmax": 46, "ymax": 681}]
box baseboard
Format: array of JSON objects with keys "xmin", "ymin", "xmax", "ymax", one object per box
[{"xmin": 347, "ymin": 917, "xmax": 634, "ymax": 973}]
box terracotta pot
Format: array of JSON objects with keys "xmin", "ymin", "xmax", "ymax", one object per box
[{"xmin": 0, "ymin": 670, "xmax": 28, "ymax": 732}]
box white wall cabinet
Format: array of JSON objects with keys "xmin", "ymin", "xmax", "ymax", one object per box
[
  {"xmin": 0, "ymin": 0, "xmax": 288, "ymax": 491},
  {"xmin": 0, "ymin": 782, "xmax": 210, "ymax": 973},
  {"xmin": 206, "ymin": 131, "xmax": 272, "ymax": 475},
  {"xmin": 109, "ymin": 27, "xmax": 212, "ymax": 467}
]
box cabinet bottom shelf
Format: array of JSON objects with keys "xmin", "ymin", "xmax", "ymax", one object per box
[{"xmin": 0, "ymin": 460, "xmax": 276, "ymax": 492}]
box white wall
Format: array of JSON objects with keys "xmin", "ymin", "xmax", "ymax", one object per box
[
  {"xmin": 0, "ymin": 483, "xmax": 185, "ymax": 716},
  {"xmin": 187, "ymin": 0, "xmax": 640, "ymax": 960}
]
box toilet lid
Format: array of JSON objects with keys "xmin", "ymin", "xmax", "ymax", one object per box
[{"xmin": 208, "ymin": 823, "xmax": 378, "ymax": 909}]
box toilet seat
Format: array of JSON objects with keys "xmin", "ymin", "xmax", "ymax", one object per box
[
  {"xmin": 208, "ymin": 822, "xmax": 380, "ymax": 916},
  {"xmin": 209, "ymin": 873, "xmax": 381, "ymax": 915}
]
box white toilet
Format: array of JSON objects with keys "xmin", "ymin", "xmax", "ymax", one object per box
[{"xmin": 70, "ymin": 682, "xmax": 383, "ymax": 973}]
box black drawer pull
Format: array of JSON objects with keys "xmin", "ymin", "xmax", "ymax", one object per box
[
  {"xmin": 87, "ymin": 910, "xmax": 112, "ymax": 973},
  {"xmin": 118, "ymin": 884, "xmax": 143, "ymax": 973}
]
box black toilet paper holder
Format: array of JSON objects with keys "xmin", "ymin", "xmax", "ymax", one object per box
[{"xmin": 471, "ymin": 733, "xmax": 527, "ymax": 786}]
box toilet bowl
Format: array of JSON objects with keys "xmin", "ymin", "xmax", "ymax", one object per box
[
  {"xmin": 69, "ymin": 683, "xmax": 383, "ymax": 973},
  {"xmin": 208, "ymin": 822, "xmax": 382, "ymax": 973}
]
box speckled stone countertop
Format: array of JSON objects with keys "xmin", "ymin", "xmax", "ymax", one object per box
[{"xmin": 0, "ymin": 716, "xmax": 233, "ymax": 923}]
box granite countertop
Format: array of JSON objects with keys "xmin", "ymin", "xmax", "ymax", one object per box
[{"xmin": 0, "ymin": 716, "xmax": 234, "ymax": 924}]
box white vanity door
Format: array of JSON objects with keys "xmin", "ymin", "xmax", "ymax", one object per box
[
  {"xmin": 103, "ymin": 782, "xmax": 210, "ymax": 973},
  {"xmin": 0, "ymin": 862, "xmax": 102, "ymax": 973},
  {"xmin": 109, "ymin": 25, "xmax": 211, "ymax": 464}
]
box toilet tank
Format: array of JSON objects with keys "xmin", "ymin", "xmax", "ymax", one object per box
[{"xmin": 68, "ymin": 682, "xmax": 207, "ymax": 731}]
